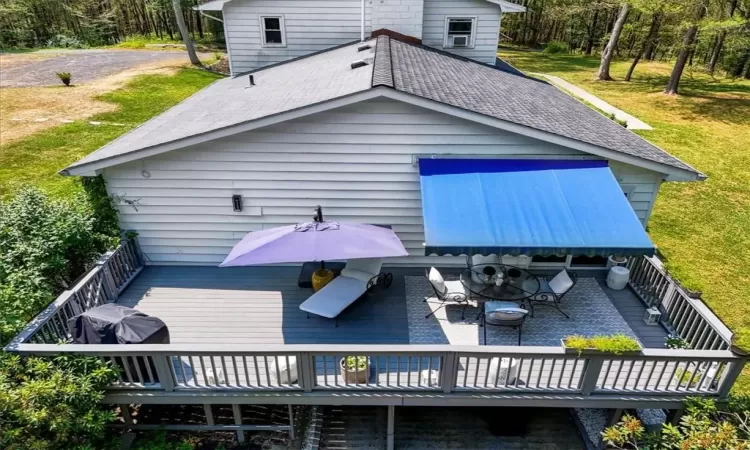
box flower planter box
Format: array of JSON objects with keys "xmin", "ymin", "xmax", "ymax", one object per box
[
  {"xmin": 339, "ymin": 357, "xmax": 370, "ymax": 384},
  {"xmin": 561, "ymin": 338, "xmax": 642, "ymax": 356}
]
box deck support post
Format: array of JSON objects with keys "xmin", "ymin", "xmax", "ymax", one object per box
[
  {"xmin": 668, "ymin": 407, "xmax": 684, "ymax": 425},
  {"xmin": 232, "ymin": 404, "xmax": 245, "ymax": 443},
  {"xmin": 204, "ymin": 404, "xmax": 214, "ymax": 426},
  {"xmin": 387, "ymin": 405, "xmax": 395, "ymax": 450},
  {"xmin": 288, "ymin": 404, "xmax": 295, "ymax": 440},
  {"xmin": 120, "ymin": 404, "xmax": 133, "ymax": 426},
  {"xmin": 607, "ymin": 408, "xmax": 624, "ymax": 427},
  {"xmin": 580, "ymin": 356, "xmax": 604, "ymax": 396}
]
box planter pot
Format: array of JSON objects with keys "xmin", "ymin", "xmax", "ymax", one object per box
[
  {"xmin": 607, "ymin": 255, "xmax": 629, "ymax": 269},
  {"xmin": 340, "ymin": 357, "xmax": 370, "ymax": 384}
]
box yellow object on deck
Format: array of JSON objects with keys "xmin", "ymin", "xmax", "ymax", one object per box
[{"xmin": 312, "ymin": 269, "xmax": 334, "ymax": 292}]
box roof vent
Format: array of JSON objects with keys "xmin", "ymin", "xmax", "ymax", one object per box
[
  {"xmin": 248, "ymin": 74, "xmax": 255, "ymax": 86},
  {"xmin": 350, "ymin": 60, "xmax": 369, "ymax": 69},
  {"xmin": 357, "ymin": 44, "xmax": 372, "ymax": 52}
]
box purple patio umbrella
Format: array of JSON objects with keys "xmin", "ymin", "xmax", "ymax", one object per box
[{"xmin": 219, "ymin": 220, "xmax": 409, "ymax": 267}]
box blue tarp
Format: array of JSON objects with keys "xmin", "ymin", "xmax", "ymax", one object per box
[{"xmin": 419, "ymin": 159, "xmax": 655, "ymax": 257}]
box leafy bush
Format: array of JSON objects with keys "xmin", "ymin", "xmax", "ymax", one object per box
[
  {"xmin": 563, "ymin": 334, "xmax": 641, "ymax": 355},
  {"xmin": 132, "ymin": 432, "xmax": 194, "ymax": 450},
  {"xmin": 0, "ymin": 353, "xmax": 118, "ymax": 449},
  {"xmin": 608, "ymin": 113, "xmax": 628, "ymax": 128},
  {"xmin": 0, "ymin": 186, "xmax": 121, "ymax": 449},
  {"xmin": 543, "ymin": 40, "xmax": 568, "ymax": 54},
  {"xmin": 603, "ymin": 397, "xmax": 750, "ymax": 449},
  {"xmin": 46, "ymin": 34, "xmax": 84, "ymax": 49},
  {"xmin": 56, "ymin": 71, "xmax": 72, "ymax": 86}
]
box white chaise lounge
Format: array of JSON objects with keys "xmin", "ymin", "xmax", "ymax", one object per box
[{"xmin": 299, "ymin": 258, "xmax": 386, "ymax": 322}]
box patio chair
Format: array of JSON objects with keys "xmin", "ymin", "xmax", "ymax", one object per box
[
  {"xmin": 482, "ymin": 301, "xmax": 528, "ymax": 346},
  {"xmin": 299, "ymin": 258, "xmax": 393, "ymax": 325},
  {"xmin": 425, "ymin": 267, "xmax": 469, "ymax": 320},
  {"xmin": 529, "ymin": 269, "xmax": 578, "ymax": 319}
]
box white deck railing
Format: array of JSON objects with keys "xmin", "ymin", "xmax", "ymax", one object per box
[
  {"xmin": 627, "ymin": 256, "xmax": 733, "ymax": 350},
  {"xmin": 6, "ymin": 343, "xmax": 744, "ymax": 400},
  {"xmin": 4, "ymin": 248, "xmax": 746, "ymax": 402}
]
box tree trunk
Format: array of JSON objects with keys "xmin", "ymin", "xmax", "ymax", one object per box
[
  {"xmin": 709, "ymin": 0, "xmax": 738, "ymax": 73},
  {"xmin": 172, "ymin": 0, "xmax": 201, "ymax": 65},
  {"xmin": 585, "ymin": 10, "xmax": 599, "ymax": 55},
  {"xmin": 665, "ymin": 25, "xmax": 699, "ymax": 94},
  {"xmin": 625, "ymin": 13, "xmax": 660, "ymax": 82},
  {"xmin": 596, "ymin": 3, "xmax": 629, "ymax": 80}
]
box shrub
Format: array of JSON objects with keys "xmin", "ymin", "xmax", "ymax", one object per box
[
  {"xmin": 608, "ymin": 113, "xmax": 628, "ymax": 128},
  {"xmin": 603, "ymin": 398, "xmax": 750, "ymax": 449},
  {"xmin": 543, "ymin": 40, "xmax": 569, "ymax": 54},
  {"xmin": 56, "ymin": 71, "xmax": 72, "ymax": 86},
  {"xmin": 0, "ymin": 186, "xmax": 121, "ymax": 448},
  {"xmin": 0, "ymin": 353, "xmax": 118, "ymax": 449},
  {"xmin": 46, "ymin": 34, "xmax": 84, "ymax": 49},
  {"xmin": 563, "ymin": 334, "xmax": 641, "ymax": 355}
]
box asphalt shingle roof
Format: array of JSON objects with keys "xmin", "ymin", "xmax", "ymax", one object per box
[{"xmin": 65, "ymin": 35, "xmax": 700, "ymax": 177}]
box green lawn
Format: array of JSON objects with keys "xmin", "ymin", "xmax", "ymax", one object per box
[
  {"xmin": 500, "ymin": 48, "xmax": 750, "ymax": 392},
  {"xmin": 0, "ymin": 67, "xmax": 222, "ymax": 198}
]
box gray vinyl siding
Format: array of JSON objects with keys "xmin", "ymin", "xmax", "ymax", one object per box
[
  {"xmin": 224, "ymin": 0, "xmax": 371, "ymax": 74},
  {"xmin": 422, "ymin": 0, "xmax": 501, "ymax": 65},
  {"xmin": 103, "ymin": 99, "xmax": 664, "ymax": 266}
]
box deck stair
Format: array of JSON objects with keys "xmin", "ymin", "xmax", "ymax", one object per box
[{"xmin": 320, "ymin": 406, "xmax": 387, "ymax": 449}]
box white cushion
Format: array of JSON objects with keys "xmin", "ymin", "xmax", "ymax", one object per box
[
  {"xmin": 444, "ymin": 279, "xmax": 466, "ymax": 294},
  {"xmin": 548, "ymin": 270, "xmax": 574, "ymax": 295},
  {"xmin": 428, "ymin": 267, "xmax": 446, "ymax": 294},
  {"xmin": 299, "ymin": 276, "xmax": 368, "ymax": 318},
  {"xmin": 344, "ymin": 258, "xmax": 382, "ymax": 276},
  {"xmin": 341, "ymin": 268, "xmax": 375, "ymax": 284},
  {"xmin": 471, "ymin": 254, "xmax": 500, "ymax": 266}
]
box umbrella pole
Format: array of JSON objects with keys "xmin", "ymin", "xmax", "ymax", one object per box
[{"xmin": 314, "ymin": 205, "xmax": 325, "ymax": 271}]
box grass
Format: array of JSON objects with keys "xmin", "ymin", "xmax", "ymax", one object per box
[
  {"xmin": 111, "ymin": 34, "xmax": 223, "ymax": 51},
  {"xmin": 500, "ymin": 48, "xmax": 750, "ymax": 392},
  {"xmin": 0, "ymin": 67, "xmax": 223, "ymax": 198}
]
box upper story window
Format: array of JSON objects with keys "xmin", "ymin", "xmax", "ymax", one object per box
[
  {"xmin": 444, "ymin": 17, "xmax": 477, "ymax": 49},
  {"xmin": 260, "ymin": 15, "xmax": 286, "ymax": 47}
]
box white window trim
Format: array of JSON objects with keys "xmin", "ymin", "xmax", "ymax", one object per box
[
  {"xmin": 443, "ymin": 16, "xmax": 477, "ymax": 49},
  {"xmin": 259, "ymin": 15, "xmax": 286, "ymax": 48}
]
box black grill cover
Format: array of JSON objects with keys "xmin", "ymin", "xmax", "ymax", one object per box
[{"xmin": 69, "ymin": 304, "xmax": 170, "ymax": 344}]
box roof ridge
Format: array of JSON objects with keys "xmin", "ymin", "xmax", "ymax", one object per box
[{"xmin": 372, "ymin": 35, "xmax": 394, "ymax": 88}]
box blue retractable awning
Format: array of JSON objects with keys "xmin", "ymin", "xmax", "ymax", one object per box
[{"xmin": 419, "ymin": 159, "xmax": 655, "ymax": 257}]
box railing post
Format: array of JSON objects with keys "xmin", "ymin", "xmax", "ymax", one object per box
[
  {"xmin": 717, "ymin": 359, "xmax": 746, "ymax": 398},
  {"xmin": 96, "ymin": 251, "xmax": 118, "ymax": 302},
  {"xmin": 152, "ymin": 355, "xmax": 175, "ymax": 392},
  {"xmin": 298, "ymin": 352, "xmax": 315, "ymax": 392},
  {"xmin": 441, "ymin": 352, "xmax": 457, "ymax": 394},
  {"xmin": 580, "ymin": 356, "xmax": 604, "ymax": 396}
]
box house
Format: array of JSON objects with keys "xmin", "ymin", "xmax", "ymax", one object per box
[
  {"xmin": 8, "ymin": 32, "xmax": 743, "ymax": 450},
  {"xmin": 197, "ymin": 0, "xmax": 526, "ymax": 74}
]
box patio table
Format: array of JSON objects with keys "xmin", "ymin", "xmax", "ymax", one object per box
[{"xmin": 460, "ymin": 263, "xmax": 540, "ymax": 303}]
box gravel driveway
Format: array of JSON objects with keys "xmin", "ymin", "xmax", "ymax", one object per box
[{"xmin": 0, "ymin": 49, "xmax": 196, "ymax": 87}]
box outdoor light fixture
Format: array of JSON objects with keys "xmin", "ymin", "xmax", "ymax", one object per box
[{"xmin": 232, "ymin": 195, "xmax": 243, "ymax": 212}]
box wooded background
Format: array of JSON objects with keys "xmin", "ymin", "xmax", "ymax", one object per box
[
  {"xmin": 0, "ymin": 0, "xmax": 224, "ymax": 48},
  {"xmin": 0, "ymin": 0, "xmax": 748, "ymax": 82},
  {"xmin": 502, "ymin": 0, "xmax": 750, "ymax": 78}
]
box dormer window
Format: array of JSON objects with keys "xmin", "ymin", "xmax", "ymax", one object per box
[
  {"xmin": 444, "ymin": 17, "xmax": 477, "ymax": 48},
  {"xmin": 260, "ymin": 15, "xmax": 286, "ymax": 47}
]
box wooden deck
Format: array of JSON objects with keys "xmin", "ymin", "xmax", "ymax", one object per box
[{"xmin": 116, "ymin": 266, "xmax": 666, "ymax": 348}]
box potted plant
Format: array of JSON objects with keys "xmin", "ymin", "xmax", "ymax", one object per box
[
  {"xmin": 481, "ymin": 265, "xmax": 497, "ymax": 284},
  {"xmin": 665, "ymin": 334, "xmax": 690, "ymax": 349},
  {"xmin": 608, "ymin": 255, "xmax": 628, "ymax": 267},
  {"xmin": 562, "ymin": 334, "xmax": 642, "ymax": 356},
  {"xmin": 340, "ymin": 356, "xmax": 370, "ymax": 384}
]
